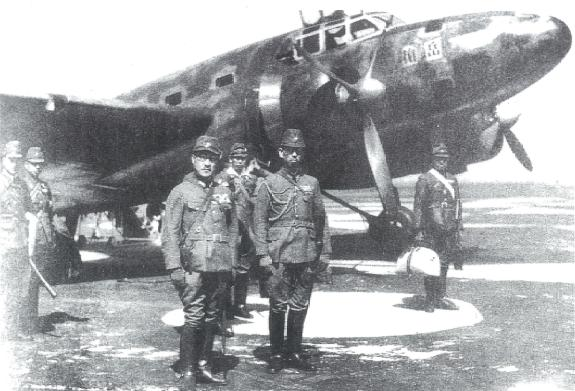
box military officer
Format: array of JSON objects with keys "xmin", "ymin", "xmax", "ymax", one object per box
[
  {"xmin": 0, "ymin": 141, "xmax": 37, "ymax": 339},
  {"xmin": 254, "ymin": 128, "xmax": 329, "ymax": 374},
  {"xmin": 162, "ymin": 136, "xmax": 234, "ymax": 390},
  {"xmin": 22, "ymin": 147, "xmax": 55, "ymax": 332},
  {"xmin": 413, "ymin": 143, "xmax": 463, "ymax": 313},
  {"xmin": 218, "ymin": 142, "xmax": 270, "ymax": 320}
]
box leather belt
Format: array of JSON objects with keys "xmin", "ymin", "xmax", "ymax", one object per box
[
  {"xmin": 186, "ymin": 233, "xmax": 230, "ymax": 242},
  {"xmin": 271, "ymin": 220, "xmax": 314, "ymax": 228}
]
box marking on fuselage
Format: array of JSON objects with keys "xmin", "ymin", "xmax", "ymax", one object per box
[{"xmin": 423, "ymin": 37, "xmax": 444, "ymax": 61}]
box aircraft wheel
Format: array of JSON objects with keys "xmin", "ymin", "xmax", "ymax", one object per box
[{"xmin": 368, "ymin": 206, "xmax": 416, "ymax": 259}]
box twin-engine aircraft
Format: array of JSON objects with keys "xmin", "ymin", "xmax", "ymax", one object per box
[{"xmin": 0, "ymin": 10, "xmax": 571, "ymax": 254}]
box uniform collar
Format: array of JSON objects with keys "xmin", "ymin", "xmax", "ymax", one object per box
[
  {"xmin": 21, "ymin": 168, "xmax": 39, "ymax": 187},
  {"xmin": 183, "ymin": 172, "xmax": 214, "ymax": 188},
  {"xmin": 226, "ymin": 166, "xmax": 240, "ymax": 177},
  {"xmin": 279, "ymin": 167, "xmax": 302, "ymax": 181}
]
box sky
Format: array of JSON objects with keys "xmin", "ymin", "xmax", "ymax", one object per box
[{"xmin": 0, "ymin": 0, "xmax": 573, "ymax": 184}]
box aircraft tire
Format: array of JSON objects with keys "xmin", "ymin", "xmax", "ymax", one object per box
[{"xmin": 369, "ymin": 206, "xmax": 416, "ymax": 259}]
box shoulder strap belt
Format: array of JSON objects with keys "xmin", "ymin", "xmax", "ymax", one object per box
[{"xmin": 429, "ymin": 169, "xmax": 455, "ymax": 199}]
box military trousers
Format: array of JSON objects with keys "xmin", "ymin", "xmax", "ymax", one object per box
[
  {"xmin": 28, "ymin": 244, "xmax": 55, "ymax": 323},
  {"xmin": 266, "ymin": 262, "xmax": 314, "ymax": 313},
  {"xmin": 0, "ymin": 247, "xmax": 31, "ymax": 335},
  {"xmin": 170, "ymin": 268, "xmax": 231, "ymax": 328},
  {"xmin": 422, "ymin": 229, "xmax": 460, "ymax": 266}
]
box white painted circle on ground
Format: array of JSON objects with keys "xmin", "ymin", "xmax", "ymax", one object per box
[{"xmin": 161, "ymin": 292, "xmax": 482, "ymax": 338}]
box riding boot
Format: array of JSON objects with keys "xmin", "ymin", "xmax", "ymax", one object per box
[
  {"xmin": 285, "ymin": 309, "xmax": 316, "ymax": 371},
  {"xmin": 434, "ymin": 265, "xmax": 450, "ymax": 308},
  {"xmin": 179, "ymin": 326, "xmax": 197, "ymax": 391},
  {"xmin": 234, "ymin": 273, "xmax": 252, "ymax": 318},
  {"xmin": 423, "ymin": 277, "xmax": 435, "ymax": 313},
  {"xmin": 268, "ymin": 309, "xmax": 285, "ymax": 374},
  {"xmin": 434, "ymin": 268, "xmax": 457, "ymax": 310},
  {"xmin": 196, "ymin": 324, "xmax": 227, "ymax": 385}
]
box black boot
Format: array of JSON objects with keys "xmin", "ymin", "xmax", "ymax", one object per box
[
  {"xmin": 178, "ymin": 326, "xmax": 197, "ymax": 391},
  {"xmin": 423, "ymin": 277, "xmax": 435, "ymax": 313},
  {"xmin": 233, "ymin": 272, "xmax": 252, "ymax": 319},
  {"xmin": 285, "ymin": 309, "xmax": 316, "ymax": 372},
  {"xmin": 196, "ymin": 324, "xmax": 227, "ymax": 385},
  {"xmin": 434, "ymin": 266, "xmax": 457, "ymax": 309},
  {"xmin": 268, "ymin": 310, "xmax": 285, "ymax": 374}
]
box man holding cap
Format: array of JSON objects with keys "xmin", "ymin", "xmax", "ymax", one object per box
[
  {"xmin": 413, "ymin": 143, "xmax": 463, "ymax": 313},
  {"xmin": 162, "ymin": 135, "xmax": 234, "ymax": 389},
  {"xmin": 0, "ymin": 140, "xmax": 37, "ymax": 339}
]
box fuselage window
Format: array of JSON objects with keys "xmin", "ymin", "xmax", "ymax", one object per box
[
  {"xmin": 165, "ymin": 92, "xmax": 182, "ymax": 106},
  {"xmin": 325, "ymin": 24, "xmax": 347, "ymax": 50},
  {"xmin": 351, "ymin": 19, "xmax": 378, "ymax": 39},
  {"xmin": 302, "ymin": 34, "xmax": 320, "ymax": 54},
  {"xmin": 216, "ymin": 73, "xmax": 235, "ymax": 88}
]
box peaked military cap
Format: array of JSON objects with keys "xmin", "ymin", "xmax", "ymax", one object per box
[
  {"xmin": 1, "ymin": 140, "xmax": 23, "ymax": 158},
  {"xmin": 26, "ymin": 147, "xmax": 46, "ymax": 163},
  {"xmin": 229, "ymin": 142, "xmax": 248, "ymax": 157},
  {"xmin": 280, "ymin": 128, "xmax": 305, "ymax": 148},
  {"xmin": 432, "ymin": 143, "xmax": 449, "ymax": 157},
  {"xmin": 193, "ymin": 135, "xmax": 222, "ymax": 156}
]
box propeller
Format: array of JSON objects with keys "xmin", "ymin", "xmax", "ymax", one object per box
[
  {"xmin": 499, "ymin": 115, "xmax": 533, "ymax": 171},
  {"xmin": 296, "ymin": 42, "xmax": 397, "ymax": 217}
]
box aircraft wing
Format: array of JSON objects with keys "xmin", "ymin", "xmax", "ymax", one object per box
[{"xmin": 0, "ymin": 93, "xmax": 213, "ymax": 212}]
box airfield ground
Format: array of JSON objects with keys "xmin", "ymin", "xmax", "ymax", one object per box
[{"xmin": 1, "ymin": 182, "xmax": 573, "ymax": 391}]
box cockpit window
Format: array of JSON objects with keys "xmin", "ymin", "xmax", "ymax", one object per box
[
  {"xmin": 301, "ymin": 34, "xmax": 320, "ymax": 54},
  {"xmin": 351, "ymin": 19, "xmax": 378, "ymax": 39},
  {"xmin": 293, "ymin": 15, "xmax": 384, "ymax": 60},
  {"xmin": 325, "ymin": 24, "xmax": 347, "ymax": 50}
]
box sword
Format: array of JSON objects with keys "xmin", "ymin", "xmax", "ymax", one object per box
[{"xmin": 28, "ymin": 217, "xmax": 57, "ymax": 298}]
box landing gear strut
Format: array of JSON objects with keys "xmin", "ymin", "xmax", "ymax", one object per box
[{"xmin": 322, "ymin": 191, "xmax": 416, "ymax": 259}]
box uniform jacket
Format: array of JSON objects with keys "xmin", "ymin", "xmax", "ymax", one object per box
[
  {"xmin": 0, "ymin": 170, "xmax": 31, "ymax": 250},
  {"xmin": 217, "ymin": 166, "xmax": 270, "ymax": 236},
  {"xmin": 22, "ymin": 170, "xmax": 54, "ymax": 246},
  {"xmin": 162, "ymin": 172, "xmax": 237, "ymax": 272},
  {"xmin": 413, "ymin": 169, "xmax": 462, "ymax": 235},
  {"xmin": 254, "ymin": 167, "xmax": 327, "ymax": 264}
]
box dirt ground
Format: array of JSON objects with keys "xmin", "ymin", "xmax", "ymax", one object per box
[{"xmin": 1, "ymin": 183, "xmax": 573, "ymax": 391}]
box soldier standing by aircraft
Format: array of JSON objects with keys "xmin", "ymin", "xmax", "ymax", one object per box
[
  {"xmin": 162, "ymin": 136, "xmax": 234, "ymax": 390},
  {"xmin": 254, "ymin": 128, "xmax": 328, "ymax": 374},
  {"xmin": 217, "ymin": 142, "xmax": 270, "ymax": 320},
  {"xmin": 21, "ymin": 147, "xmax": 56, "ymax": 333},
  {"xmin": 413, "ymin": 143, "xmax": 463, "ymax": 313},
  {"xmin": 0, "ymin": 141, "xmax": 37, "ymax": 339}
]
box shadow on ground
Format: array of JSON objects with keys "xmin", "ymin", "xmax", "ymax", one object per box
[{"xmin": 39, "ymin": 311, "xmax": 90, "ymax": 333}]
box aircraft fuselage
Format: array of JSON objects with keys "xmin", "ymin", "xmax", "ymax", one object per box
[{"xmin": 0, "ymin": 11, "xmax": 570, "ymax": 214}]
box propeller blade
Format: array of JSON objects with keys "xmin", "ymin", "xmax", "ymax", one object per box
[
  {"xmin": 363, "ymin": 115, "xmax": 398, "ymax": 217},
  {"xmin": 502, "ymin": 128, "xmax": 533, "ymax": 171}
]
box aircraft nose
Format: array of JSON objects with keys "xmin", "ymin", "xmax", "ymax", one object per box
[
  {"xmin": 548, "ymin": 15, "xmax": 572, "ymax": 59},
  {"xmin": 510, "ymin": 13, "xmax": 571, "ymax": 77}
]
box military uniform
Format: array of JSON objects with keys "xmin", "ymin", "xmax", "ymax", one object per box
[
  {"xmin": 0, "ymin": 141, "xmax": 33, "ymax": 337},
  {"xmin": 413, "ymin": 144, "xmax": 462, "ymax": 311},
  {"xmin": 22, "ymin": 147, "xmax": 56, "ymax": 331},
  {"xmin": 216, "ymin": 142, "xmax": 270, "ymax": 319},
  {"xmin": 162, "ymin": 136, "xmax": 233, "ymax": 388},
  {"xmin": 254, "ymin": 128, "xmax": 328, "ymax": 373}
]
